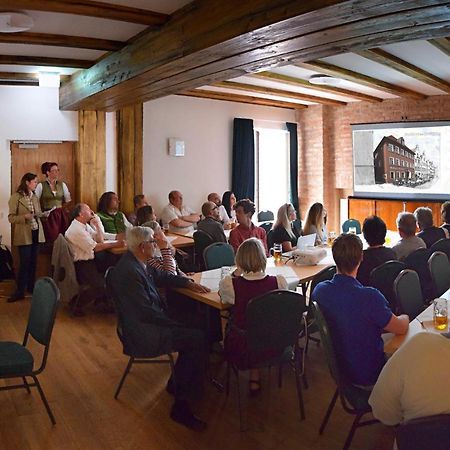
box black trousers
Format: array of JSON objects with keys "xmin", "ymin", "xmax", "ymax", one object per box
[
  {"xmin": 74, "ymin": 259, "xmax": 105, "ymax": 305},
  {"xmin": 16, "ymin": 229, "xmax": 40, "ymax": 296}
]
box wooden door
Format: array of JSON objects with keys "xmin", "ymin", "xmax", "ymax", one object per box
[{"xmin": 348, "ymin": 198, "xmax": 376, "ymax": 228}]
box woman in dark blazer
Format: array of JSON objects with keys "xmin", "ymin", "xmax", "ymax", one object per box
[{"xmin": 8, "ymin": 172, "xmax": 45, "ymax": 302}]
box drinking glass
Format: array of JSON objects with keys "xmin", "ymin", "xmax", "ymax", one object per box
[
  {"xmin": 327, "ymin": 231, "xmax": 336, "ymax": 246},
  {"xmin": 221, "ymin": 266, "xmax": 231, "ymax": 279},
  {"xmin": 271, "ymin": 243, "xmax": 282, "ymax": 262},
  {"xmin": 348, "ymin": 226, "xmax": 357, "ymax": 235},
  {"xmin": 434, "ymin": 298, "xmax": 448, "ymax": 330}
]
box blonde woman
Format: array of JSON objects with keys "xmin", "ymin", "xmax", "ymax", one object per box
[
  {"xmin": 219, "ymin": 238, "xmax": 287, "ymax": 395},
  {"xmin": 271, "ymin": 203, "xmax": 299, "ymax": 251},
  {"xmin": 303, "ymin": 202, "xmax": 328, "ymax": 245}
]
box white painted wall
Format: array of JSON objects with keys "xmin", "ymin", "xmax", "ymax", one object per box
[
  {"xmin": 0, "ymin": 86, "xmax": 77, "ymax": 245},
  {"xmin": 105, "ymin": 111, "xmax": 117, "ymax": 192},
  {"xmin": 143, "ymin": 95, "xmax": 296, "ymax": 216}
]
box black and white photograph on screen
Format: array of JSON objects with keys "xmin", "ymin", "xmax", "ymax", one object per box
[{"xmin": 352, "ymin": 122, "xmax": 450, "ymax": 199}]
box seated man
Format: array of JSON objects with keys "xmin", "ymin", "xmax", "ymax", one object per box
[
  {"xmin": 356, "ymin": 215, "xmax": 396, "ymax": 286},
  {"xmin": 128, "ymin": 194, "xmax": 149, "ymax": 226},
  {"xmin": 312, "ymin": 233, "xmax": 409, "ymax": 387},
  {"xmin": 229, "ymin": 199, "xmax": 268, "ymax": 255},
  {"xmin": 110, "ymin": 226, "xmax": 210, "ymax": 431},
  {"xmin": 65, "ymin": 203, "xmax": 123, "ymax": 314},
  {"xmin": 97, "ymin": 191, "xmax": 133, "ymax": 234},
  {"xmin": 161, "ymin": 190, "xmax": 200, "ymax": 234},
  {"xmin": 440, "ymin": 201, "xmax": 450, "ymax": 238},
  {"xmin": 414, "ymin": 206, "xmax": 446, "ymax": 248},
  {"xmin": 197, "ymin": 201, "xmax": 227, "ymax": 243},
  {"xmin": 207, "ymin": 192, "xmax": 232, "ymax": 228},
  {"xmin": 392, "ymin": 212, "xmax": 426, "ymax": 261},
  {"xmin": 369, "ymin": 332, "xmax": 450, "ymax": 425}
]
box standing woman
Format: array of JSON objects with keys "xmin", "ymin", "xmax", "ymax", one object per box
[
  {"xmin": 271, "ymin": 203, "xmax": 300, "ymax": 251},
  {"xmin": 35, "ymin": 162, "xmax": 71, "ymax": 242},
  {"xmin": 303, "ymin": 202, "xmax": 328, "ymax": 245},
  {"xmin": 8, "ymin": 173, "xmax": 45, "ymax": 302},
  {"xmin": 222, "ymin": 191, "xmax": 237, "ymax": 222}
]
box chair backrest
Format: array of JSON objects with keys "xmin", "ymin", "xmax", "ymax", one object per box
[
  {"xmin": 203, "ymin": 242, "xmax": 235, "ymax": 270},
  {"xmin": 430, "ymin": 238, "xmax": 450, "ymax": 264},
  {"xmin": 369, "ymin": 260, "xmax": 407, "ymax": 313},
  {"xmin": 26, "ymin": 277, "xmax": 60, "ymax": 347},
  {"xmin": 342, "ymin": 218, "xmax": 361, "ymax": 234},
  {"xmin": 259, "ymin": 222, "xmax": 273, "ymax": 234},
  {"xmin": 246, "ymin": 290, "xmax": 307, "ymax": 353},
  {"xmin": 404, "ymin": 247, "xmax": 434, "ymax": 301},
  {"xmin": 428, "ymin": 251, "xmax": 450, "ymax": 297},
  {"xmin": 193, "ymin": 230, "xmax": 214, "ymax": 268},
  {"xmin": 257, "ymin": 210, "xmax": 274, "ymax": 222},
  {"xmin": 266, "ymin": 229, "xmax": 275, "ymax": 250},
  {"xmin": 397, "ymin": 414, "xmax": 450, "ymax": 450},
  {"xmin": 310, "ymin": 265, "xmax": 337, "ymax": 296},
  {"xmin": 394, "ymin": 269, "xmax": 426, "ymax": 319}
]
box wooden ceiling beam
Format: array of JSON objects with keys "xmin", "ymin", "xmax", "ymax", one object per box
[
  {"xmin": 213, "ymin": 80, "xmax": 347, "ymax": 106},
  {"xmin": 428, "ymin": 37, "xmax": 450, "ymax": 57},
  {"xmin": 0, "ymin": 55, "xmax": 92, "ymax": 69},
  {"xmin": 299, "ymin": 60, "xmax": 427, "ymax": 99},
  {"xmin": 0, "ymin": 32, "xmax": 123, "ymax": 51},
  {"xmin": 356, "ymin": 47, "xmax": 450, "ymax": 94},
  {"xmin": 59, "ymin": 1, "xmax": 450, "ymax": 110},
  {"xmin": 250, "ymin": 72, "xmax": 382, "ymax": 103},
  {"xmin": 179, "ymin": 89, "xmax": 307, "ymax": 110},
  {"xmin": 0, "ymin": 0, "xmax": 168, "ymax": 26}
]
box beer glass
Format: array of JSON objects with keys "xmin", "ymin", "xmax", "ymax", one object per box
[
  {"xmin": 327, "ymin": 231, "xmax": 336, "ymax": 246},
  {"xmin": 271, "ymin": 243, "xmax": 282, "ymax": 262},
  {"xmin": 433, "ymin": 298, "xmax": 448, "ymax": 330},
  {"xmin": 221, "ymin": 266, "xmax": 231, "ymax": 279}
]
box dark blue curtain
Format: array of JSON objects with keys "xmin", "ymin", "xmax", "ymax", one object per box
[
  {"xmin": 286, "ymin": 122, "xmax": 299, "ymax": 214},
  {"xmin": 232, "ymin": 118, "xmax": 255, "ymax": 201}
]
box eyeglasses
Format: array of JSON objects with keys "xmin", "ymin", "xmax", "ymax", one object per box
[{"xmin": 144, "ymin": 239, "xmax": 157, "ymax": 245}]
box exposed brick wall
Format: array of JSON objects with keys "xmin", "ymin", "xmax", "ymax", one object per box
[{"xmin": 296, "ymin": 95, "xmax": 450, "ymax": 232}]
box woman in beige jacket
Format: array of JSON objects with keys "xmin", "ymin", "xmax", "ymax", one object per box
[{"xmin": 8, "ymin": 173, "xmax": 45, "ymax": 302}]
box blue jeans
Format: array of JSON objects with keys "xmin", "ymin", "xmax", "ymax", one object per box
[{"xmin": 16, "ymin": 229, "xmax": 40, "ymax": 296}]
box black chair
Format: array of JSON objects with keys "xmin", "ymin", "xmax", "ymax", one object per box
[
  {"xmin": 105, "ymin": 267, "xmax": 176, "ymax": 399},
  {"xmin": 226, "ymin": 290, "xmax": 308, "ymax": 430},
  {"xmin": 193, "ymin": 230, "xmax": 214, "ymax": 270},
  {"xmin": 428, "ymin": 251, "xmax": 450, "ymax": 297},
  {"xmin": 0, "ymin": 277, "xmax": 60, "ymax": 424},
  {"xmin": 203, "ymin": 242, "xmax": 235, "ymax": 270},
  {"xmin": 404, "ymin": 248, "xmax": 433, "ymax": 302},
  {"xmin": 394, "ymin": 269, "xmax": 426, "ymax": 320},
  {"xmin": 311, "ymin": 301, "xmax": 378, "ymax": 450},
  {"xmin": 259, "ymin": 222, "xmax": 273, "ymax": 234},
  {"xmin": 257, "ymin": 210, "xmax": 274, "ymax": 222},
  {"xmin": 396, "ymin": 414, "xmax": 450, "ymax": 450},
  {"xmin": 266, "ymin": 229, "xmax": 275, "ymax": 250},
  {"xmin": 342, "ymin": 218, "xmax": 361, "ymax": 234},
  {"xmin": 369, "ymin": 260, "xmax": 407, "ymax": 314},
  {"xmin": 430, "ymin": 238, "xmax": 450, "ymax": 264}
]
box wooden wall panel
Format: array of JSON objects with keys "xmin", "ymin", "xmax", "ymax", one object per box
[
  {"xmin": 405, "ymin": 201, "xmax": 443, "ymax": 229},
  {"xmin": 76, "ymin": 110, "xmax": 106, "ymax": 210},
  {"xmin": 116, "ymin": 103, "xmax": 143, "ymax": 214},
  {"xmin": 348, "ymin": 198, "xmax": 376, "ymax": 229}
]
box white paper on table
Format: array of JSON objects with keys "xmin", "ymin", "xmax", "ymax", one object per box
[
  {"xmin": 266, "ymin": 265, "xmax": 300, "ymax": 290},
  {"xmin": 200, "ymin": 268, "xmax": 222, "ymax": 292},
  {"xmin": 166, "ymin": 235, "xmax": 177, "ymax": 243}
]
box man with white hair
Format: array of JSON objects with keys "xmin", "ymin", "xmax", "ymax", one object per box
[
  {"xmin": 392, "ymin": 212, "xmax": 426, "ymax": 261},
  {"xmin": 110, "ymin": 226, "xmax": 210, "ymax": 431}
]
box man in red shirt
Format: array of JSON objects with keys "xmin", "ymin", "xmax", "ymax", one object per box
[{"xmin": 229, "ymin": 199, "xmax": 268, "ymax": 255}]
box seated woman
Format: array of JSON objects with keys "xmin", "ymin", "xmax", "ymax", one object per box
[
  {"xmin": 356, "ymin": 215, "xmax": 397, "ymax": 286},
  {"xmin": 303, "ymin": 202, "xmax": 328, "ymax": 245},
  {"xmin": 222, "ymin": 191, "xmax": 237, "ymax": 223},
  {"xmin": 271, "ymin": 203, "xmax": 299, "ymax": 251},
  {"xmin": 97, "ymin": 191, "xmax": 133, "ymax": 235},
  {"xmin": 136, "ymin": 204, "xmax": 157, "ymax": 227},
  {"xmin": 219, "ymin": 238, "xmax": 288, "ymax": 395}
]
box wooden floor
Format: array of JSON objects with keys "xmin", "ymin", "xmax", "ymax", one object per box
[{"xmin": 0, "ymin": 280, "xmax": 395, "ymax": 450}]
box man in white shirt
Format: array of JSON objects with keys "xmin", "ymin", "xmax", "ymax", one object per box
[
  {"xmin": 207, "ymin": 192, "xmax": 232, "ymax": 229},
  {"xmin": 369, "ymin": 332, "xmax": 450, "ymax": 425},
  {"xmin": 65, "ymin": 203, "xmax": 123, "ymax": 314},
  {"xmin": 161, "ymin": 190, "xmax": 200, "ymax": 234}
]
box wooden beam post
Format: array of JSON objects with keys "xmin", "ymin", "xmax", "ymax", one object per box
[
  {"xmin": 76, "ymin": 110, "xmax": 106, "ymax": 209},
  {"xmin": 116, "ymin": 103, "xmax": 143, "ymax": 215}
]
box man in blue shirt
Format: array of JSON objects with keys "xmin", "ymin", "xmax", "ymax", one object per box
[{"xmin": 313, "ymin": 233, "xmax": 409, "ymax": 386}]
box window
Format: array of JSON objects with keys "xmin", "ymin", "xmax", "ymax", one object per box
[
  {"xmin": 388, "ymin": 143, "xmax": 394, "ymax": 152},
  {"xmin": 255, "ymin": 128, "xmax": 290, "ymax": 214},
  {"xmin": 401, "ymin": 149, "xmax": 404, "ymax": 155},
  {"xmin": 389, "ymin": 157, "xmax": 394, "ymax": 165},
  {"xmin": 390, "ymin": 171, "xmax": 394, "ymax": 179}
]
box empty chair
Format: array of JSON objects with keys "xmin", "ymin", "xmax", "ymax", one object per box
[
  {"xmin": 311, "ymin": 301, "xmax": 377, "ymax": 450},
  {"xmin": 430, "ymin": 238, "xmax": 450, "ymax": 264},
  {"xmin": 226, "ymin": 290, "xmax": 307, "ymax": 430},
  {"xmin": 193, "ymin": 230, "xmax": 214, "ymax": 270},
  {"xmin": 394, "ymin": 269, "xmax": 426, "ymax": 319},
  {"xmin": 257, "ymin": 210, "xmax": 274, "ymax": 222},
  {"xmin": 0, "ymin": 277, "xmax": 60, "ymax": 424},
  {"xmin": 203, "ymin": 242, "xmax": 235, "ymax": 270},
  {"xmin": 396, "ymin": 414, "xmax": 450, "ymax": 450},
  {"xmin": 342, "ymin": 218, "xmax": 361, "ymax": 234},
  {"xmin": 369, "ymin": 260, "xmax": 407, "ymax": 313},
  {"xmin": 428, "ymin": 251, "xmax": 450, "ymax": 297},
  {"xmin": 105, "ymin": 267, "xmax": 176, "ymax": 399},
  {"xmin": 404, "ymin": 248, "xmax": 433, "ymax": 302}
]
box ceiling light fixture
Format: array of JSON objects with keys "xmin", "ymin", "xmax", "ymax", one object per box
[
  {"xmin": 39, "ymin": 72, "xmax": 60, "ymax": 88},
  {"xmin": 0, "ymin": 12, "xmax": 33, "ymax": 33},
  {"xmin": 309, "ymin": 74, "xmax": 341, "ymax": 86}
]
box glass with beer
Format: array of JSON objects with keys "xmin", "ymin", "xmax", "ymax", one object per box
[
  {"xmin": 271, "ymin": 243, "xmax": 282, "ymax": 263},
  {"xmin": 433, "ymin": 298, "xmax": 448, "ymax": 330},
  {"xmin": 327, "ymin": 231, "xmax": 336, "ymax": 246}
]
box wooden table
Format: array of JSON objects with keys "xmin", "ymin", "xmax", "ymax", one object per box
[{"xmin": 384, "ymin": 288, "xmax": 450, "ymax": 354}]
